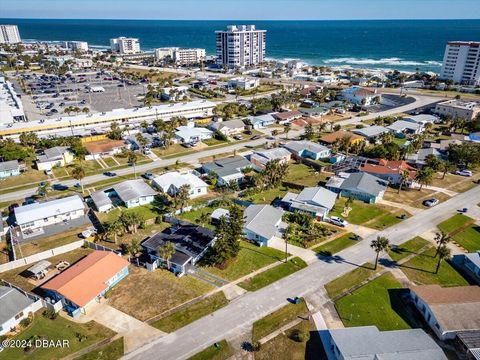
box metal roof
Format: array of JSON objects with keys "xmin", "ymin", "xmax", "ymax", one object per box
[
  {"xmin": 112, "ymin": 180, "xmax": 156, "ymax": 203},
  {"xmin": 283, "ymin": 140, "xmax": 329, "ymax": 155},
  {"xmin": 244, "ymin": 204, "xmax": 284, "ymax": 240},
  {"xmin": 27, "ymin": 260, "xmax": 51, "ymax": 275},
  {"xmin": 0, "ymin": 286, "xmax": 36, "ymax": 325},
  {"xmin": 0, "ymin": 159, "xmax": 19, "ymax": 172},
  {"xmin": 202, "ymin": 156, "xmax": 252, "ymax": 177}
]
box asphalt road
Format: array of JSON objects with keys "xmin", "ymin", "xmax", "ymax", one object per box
[{"xmin": 124, "ymin": 184, "xmax": 479, "ymax": 360}]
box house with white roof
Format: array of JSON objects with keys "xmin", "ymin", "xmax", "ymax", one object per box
[
  {"xmin": 341, "ymin": 86, "xmax": 379, "ymax": 106},
  {"xmin": 404, "ymin": 114, "xmax": 438, "ymax": 126},
  {"xmin": 208, "ymin": 119, "xmax": 245, "ymax": 136},
  {"xmin": 175, "ymin": 123, "xmax": 213, "ymax": 143},
  {"xmin": 387, "ymin": 120, "xmax": 423, "ymax": 136},
  {"xmin": 353, "ymin": 125, "xmax": 390, "ymax": 143},
  {"xmin": 152, "ymin": 171, "xmax": 208, "ymax": 199},
  {"xmin": 248, "ymin": 147, "xmax": 291, "ymax": 171},
  {"xmin": 0, "ymin": 285, "xmax": 42, "ymax": 335},
  {"xmin": 249, "ymin": 114, "xmax": 276, "ymax": 129},
  {"xmin": 243, "ymin": 204, "xmax": 286, "ymax": 246},
  {"xmin": 283, "ymin": 140, "xmax": 331, "ymax": 160},
  {"xmin": 35, "ymin": 146, "xmax": 75, "ymax": 171},
  {"xmin": 282, "ymin": 186, "xmax": 337, "ymax": 221},
  {"xmin": 0, "ymin": 160, "xmax": 20, "ymax": 179}
]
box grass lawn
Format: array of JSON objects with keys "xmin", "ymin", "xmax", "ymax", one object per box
[
  {"xmin": 238, "ymin": 257, "xmax": 307, "ymax": 291},
  {"xmin": 243, "ymin": 186, "xmax": 294, "ymax": 205},
  {"xmin": 97, "ymin": 203, "xmax": 163, "ymax": 223},
  {"xmin": 0, "ymin": 169, "xmax": 48, "ymax": 190},
  {"xmin": 252, "ymin": 300, "xmax": 309, "ymax": 343},
  {"xmin": 313, "ymin": 233, "xmax": 362, "ymax": 256},
  {"xmin": 102, "ymin": 157, "xmax": 118, "ymax": 168},
  {"xmin": 152, "ymin": 144, "xmax": 196, "ymax": 158},
  {"xmin": 335, "ymin": 273, "xmax": 411, "ymax": 331},
  {"xmin": 284, "ymin": 163, "xmax": 329, "ymax": 187},
  {"xmin": 330, "ymin": 198, "xmax": 388, "ymax": 225},
  {"xmin": 16, "ymin": 227, "xmax": 84, "ymax": 257},
  {"xmin": 254, "ymin": 318, "xmax": 325, "ymax": 360},
  {"xmin": 452, "ymin": 225, "xmax": 480, "ymax": 252},
  {"xmin": 187, "ymin": 340, "xmax": 233, "ymax": 360},
  {"xmin": 203, "ymin": 138, "xmax": 229, "ymax": 147},
  {"xmin": 400, "ymin": 246, "xmax": 469, "ymax": 287},
  {"xmin": 368, "ymin": 210, "xmax": 406, "ymax": 230},
  {"xmin": 383, "ymin": 187, "xmax": 451, "ymax": 208},
  {"xmin": 177, "ymin": 206, "xmax": 215, "ymax": 229},
  {"xmin": 152, "ymin": 292, "xmax": 228, "ymax": 332},
  {"xmin": 107, "ymin": 266, "xmax": 214, "ymax": 321},
  {"xmin": 388, "ymin": 237, "xmax": 430, "ymax": 262},
  {"xmin": 203, "ymin": 241, "xmax": 286, "ymax": 281},
  {"xmin": 76, "ymin": 337, "xmax": 124, "ymax": 360},
  {"xmin": 437, "ymin": 214, "xmax": 473, "ymax": 234},
  {"xmin": 0, "ymin": 314, "xmax": 116, "ymax": 360},
  {"xmin": 324, "ymin": 263, "xmax": 379, "ymax": 299}
]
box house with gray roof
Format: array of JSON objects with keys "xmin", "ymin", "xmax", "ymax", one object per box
[
  {"xmin": 0, "ymin": 285, "xmax": 41, "ymax": 335},
  {"xmin": 0, "ymin": 159, "xmax": 20, "ymax": 179},
  {"xmin": 249, "ymin": 147, "xmax": 291, "ymax": 171},
  {"xmin": 387, "ymin": 119, "xmax": 423, "ymax": 135},
  {"xmin": 202, "ymin": 156, "xmax": 253, "ymax": 186},
  {"xmin": 152, "ymin": 171, "xmax": 208, "ymax": 199},
  {"xmin": 282, "ymin": 186, "xmax": 337, "ymax": 220},
  {"xmin": 406, "ymin": 147, "xmax": 444, "ymax": 167},
  {"xmin": 249, "ymin": 114, "xmax": 276, "ymax": 129},
  {"xmin": 453, "ymin": 252, "xmax": 480, "ymax": 285},
  {"xmin": 35, "ymin": 146, "xmax": 74, "ymax": 171},
  {"xmin": 208, "ymin": 119, "xmax": 245, "ymax": 136},
  {"xmin": 353, "ymin": 125, "xmax": 389, "ymax": 143},
  {"xmin": 283, "ymin": 140, "xmax": 331, "ymax": 160},
  {"xmin": 326, "ymin": 172, "xmax": 388, "ymax": 203},
  {"xmin": 319, "ymin": 326, "xmax": 447, "ymax": 360},
  {"xmin": 404, "ymin": 114, "xmax": 438, "ymax": 126},
  {"xmin": 243, "ymin": 204, "xmax": 286, "ymax": 246}
]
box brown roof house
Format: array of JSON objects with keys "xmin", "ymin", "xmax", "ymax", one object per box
[
  {"xmin": 84, "ymin": 139, "xmax": 128, "ymax": 160},
  {"xmin": 410, "ymin": 285, "xmax": 480, "ymax": 340}
]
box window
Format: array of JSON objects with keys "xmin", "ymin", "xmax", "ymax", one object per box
[{"xmin": 14, "ymin": 311, "xmax": 24, "ymax": 320}]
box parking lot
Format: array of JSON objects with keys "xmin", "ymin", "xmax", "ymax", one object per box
[{"xmin": 14, "ymin": 71, "xmax": 147, "ymax": 121}]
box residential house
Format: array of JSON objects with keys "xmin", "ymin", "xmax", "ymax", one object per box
[
  {"xmin": 152, "ymin": 171, "xmax": 208, "ymax": 199},
  {"xmin": 406, "ymin": 147, "xmax": 443, "ymax": 167},
  {"xmin": 353, "ymin": 126, "xmax": 390, "ymax": 143},
  {"xmin": 284, "ymin": 140, "xmax": 331, "ymax": 160},
  {"xmin": 202, "ymin": 156, "xmax": 252, "ymax": 186},
  {"xmin": 410, "ymin": 285, "xmax": 480, "ymax": 341},
  {"xmin": 90, "ymin": 179, "xmax": 157, "ymax": 211},
  {"xmin": 243, "ymin": 204, "xmax": 286, "ymax": 246},
  {"xmin": 142, "ymin": 222, "xmax": 216, "ymax": 276},
  {"xmin": 282, "ymin": 186, "xmax": 337, "ymax": 221},
  {"xmin": 359, "ymin": 159, "xmax": 417, "ymax": 186},
  {"xmin": 273, "ymin": 111, "xmax": 303, "ymax": 125},
  {"xmin": 248, "ymin": 147, "xmax": 291, "ymax": 171},
  {"xmin": 319, "ymin": 130, "xmax": 364, "ymax": 147},
  {"xmin": 319, "ymin": 326, "xmax": 447, "ymax": 360},
  {"xmin": 175, "ymin": 123, "xmax": 213, "ymax": 144},
  {"xmin": 35, "ymin": 146, "xmax": 75, "ymax": 171},
  {"xmin": 126, "ymin": 133, "xmax": 160, "ymax": 151},
  {"xmin": 404, "ymin": 114, "xmax": 438, "ymax": 126},
  {"xmin": 387, "ymin": 120, "xmax": 423, "ymax": 136},
  {"xmin": 0, "ymin": 285, "xmax": 42, "ymax": 335},
  {"xmin": 14, "ymin": 195, "xmax": 88, "ymax": 237},
  {"xmin": 84, "ymin": 139, "xmax": 127, "ymax": 160},
  {"xmin": 211, "ymin": 208, "xmax": 229, "ymax": 224},
  {"xmin": 208, "ymin": 119, "xmax": 245, "ymax": 136},
  {"xmin": 326, "ymin": 172, "xmax": 388, "ymax": 203},
  {"xmin": 41, "ymin": 251, "xmax": 129, "ymax": 317},
  {"xmin": 160, "ymin": 86, "xmax": 189, "ymax": 101},
  {"xmin": 341, "ymin": 86, "xmax": 379, "ymax": 106},
  {"xmin": 0, "ymin": 160, "xmax": 20, "ymax": 178},
  {"xmin": 452, "ymin": 253, "xmax": 480, "ymax": 285},
  {"xmin": 299, "ymin": 106, "xmax": 329, "ymax": 117},
  {"xmin": 228, "ymin": 77, "xmax": 260, "ymax": 90},
  {"xmin": 249, "ymin": 114, "xmax": 276, "ymax": 129}
]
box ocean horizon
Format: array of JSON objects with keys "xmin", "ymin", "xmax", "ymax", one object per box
[{"xmin": 2, "ymin": 18, "xmax": 480, "ymax": 72}]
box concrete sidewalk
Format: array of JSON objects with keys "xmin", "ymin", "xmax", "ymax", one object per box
[{"xmin": 269, "ymin": 236, "xmax": 318, "ymax": 264}]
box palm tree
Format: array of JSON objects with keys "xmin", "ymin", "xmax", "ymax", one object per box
[
  {"xmin": 82, "ymin": 107, "xmax": 90, "ymax": 115},
  {"xmin": 370, "ymin": 236, "xmax": 390, "ymax": 270},
  {"xmin": 104, "ymin": 219, "xmax": 123, "ymax": 244},
  {"xmin": 440, "ymin": 161, "xmax": 455, "ymax": 180},
  {"xmin": 434, "ymin": 231, "xmax": 451, "ymax": 257},
  {"xmin": 398, "ymin": 170, "xmax": 411, "ymax": 194},
  {"xmin": 435, "ymin": 245, "xmax": 451, "ymax": 274},
  {"xmin": 71, "ymin": 165, "xmax": 85, "ymax": 194},
  {"xmin": 174, "ymin": 184, "xmax": 191, "ymax": 213},
  {"xmin": 415, "ymin": 167, "xmax": 434, "ymax": 191},
  {"xmin": 37, "ymin": 181, "xmax": 50, "ymax": 199},
  {"xmin": 127, "ymin": 239, "xmax": 141, "ymax": 257},
  {"xmin": 158, "ymin": 241, "xmax": 176, "ymax": 270},
  {"xmin": 127, "ymin": 150, "xmax": 138, "ymax": 179},
  {"xmin": 282, "ymin": 225, "xmax": 293, "ymax": 263},
  {"xmin": 283, "ymin": 124, "xmax": 291, "ymax": 139}
]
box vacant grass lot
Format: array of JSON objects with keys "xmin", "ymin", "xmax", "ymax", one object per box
[
  {"xmin": 0, "ymin": 169, "xmax": 48, "ymax": 189},
  {"xmin": 335, "ymin": 273, "xmax": 411, "ymax": 331},
  {"xmin": 452, "ymin": 225, "xmax": 480, "ymax": 252},
  {"xmin": 243, "ymin": 186, "xmax": 294, "ymax": 205},
  {"xmin": 107, "ymin": 266, "xmax": 214, "ymax": 321},
  {"xmin": 238, "ymin": 257, "xmax": 307, "ymax": 291},
  {"xmin": 383, "ymin": 187, "xmax": 451, "ymax": 208},
  {"xmin": 388, "ymin": 237, "xmax": 430, "ymax": 262},
  {"xmin": 0, "ymin": 314, "xmax": 115, "ymax": 360},
  {"xmin": 203, "ymin": 241, "xmax": 286, "ymax": 281},
  {"xmin": 437, "ymin": 214, "xmax": 473, "ymax": 234},
  {"xmin": 16, "ymin": 228, "xmax": 83, "ymax": 257},
  {"xmin": 284, "ymin": 163, "xmax": 330, "ymax": 187},
  {"xmin": 313, "ymin": 233, "xmax": 362, "ymax": 256},
  {"xmin": 330, "ymin": 198, "xmax": 388, "ymax": 226},
  {"xmin": 400, "ymin": 246, "xmax": 469, "ymax": 287},
  {"xmin": 187, "ymin": 340, "xmax": 233, "ymax": 360},
  {"xmin": 152, "ymin": 292, "xmax": 228, "ymax": 332},
  {"xmin": 252, "ymin": 300, "xmax": 309, "ymax": 343},
  {"xmin": 76, "ymin": 337, "xmax": 124, "ymax": 360},
  {"xmin": 325, "ymin": 263, "xmax": 380, "ymax": 299}
]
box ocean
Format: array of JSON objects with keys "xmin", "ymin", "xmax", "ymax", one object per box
[{"xmin": 2, "ymin": 19, "xmax": 480, "ymax": 72}]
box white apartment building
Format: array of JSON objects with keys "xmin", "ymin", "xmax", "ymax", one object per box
[
  {"xmin": 216, "ymin": 25, "xmax": 266, "ymax": 69},
  {"xmin": 0, "ymin": 25, "xmax": 21, "ymax": 44},
  {"xmin": 0, "ymin": 76, "xmax": 25, "ymax": 125},
  {"xmin": 434, "ymin": 99, "xmax": 480, "ymax": 120},
  {"xmin": 440, "ymin": 41, "xmax": 480, "ymax": 85},
  {"xmin": 110, "ymin": 37, "xmax": 140, "ymax": 54},
  {"xmin": 65, "ymin": 41, "xmax": 89, "ymax": 52},
  {"xmin": 155, "ymin": 47, "xmax": 206, "ymax": 64}
]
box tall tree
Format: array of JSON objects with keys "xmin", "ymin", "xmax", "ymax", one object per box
[
  {"xmin": 173, "ymin": 184, "xmax": 191, "ymax": 213},
  {"xmin": 127, "ymin": 150, "xmax": 138, "ymax": 179},
  {"xmin": 434, "ymin": 231, "xmax": 451, "ymax": 257},
  {"xmin": 415, "ymin": 167, "xmax": 434, "ymax": 191},
  {"xmin": 108, "ymin": 121, "xmax": 124, "ymax": 140},
  {"xmin": 440, "ymin": 160, "xmax": 455, "ymax": 180},
  {"xmin": 435, "ymin": 245, "xmax": 451, "ymax": 274},
  {"xmin": 398, "ymin": 170, "xmax": 411, "ymax": 194},
  {"xmin": 158, "ymin": 241, "xmax": 176, "ymax": 270},
  {"xmin": 370, "ymin": 236, "xmax": 390, "ymax": 270},
  {"xmin": 71, "ymin": 165, "xmax": 85, "ymax": 194},
  {"xmin": 104, "ymin": 219, "xmax": 123, "ymax": 244}
]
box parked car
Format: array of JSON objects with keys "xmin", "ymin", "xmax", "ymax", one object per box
[
  {"xmin": 329, "ymin": 216, "xmax": 348, "ymax": 227},
  {"xmin": 80, "ymin": 229, "xmax": 96, "ymax": 239},
  {"xmin": 103, "ymin": 171, "xmax": 117, "ymax": 177},
  {"xmin": 233, "ymin": 134, "xmax": 243, "ymax": 140},
  {"xmin": 251, "ymin": 135, "xmax": 261, "ymax": 140},
  {"xmin": 143, "ymin": 172, "xmax": 154, "ymax": 180},
  {"xmin": 423, "ymin": 198, "xmax": 439, "ymax": 207},
  {"xmin": 44, "ymin": 169, "xmax": 53, "ymax": 175},
  {"xmin": 52, "ymin": 184, "xmax": 69, "ymax": 191},
  {"xmin": 455, "ymin": 169, "xmax": 473, "ymax": 177}
]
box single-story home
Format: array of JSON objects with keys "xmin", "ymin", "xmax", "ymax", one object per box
[
  {"xmin": 243, "ymin": 204, "xmax": 286, "ymax": 247},
  {"xmin": 319, "ymin": 130, "xmax": 364, "ymax": 147},
  {"xmin": 326, "ymin": 172, "xmax": 388, "ymax": 203},
  {"xmin": 36, "ymin": 146, "xmax": 74, "ymax": 171},
  {"xmin": 452, "ymin": 253, "xmax": 480, "ymax": 285},
  {"xmin": 248, "ymin": 147, "xmax": 291, "ymax": 171},
  {"xmin": 409, "ymin": 285, "xmax": 480, "ymax": 341},
  {"xmin": 319, "ymin": 326, "xmax": 447, "ymax": 360},
  {"xmin": 273, "ymin": 111, "xmax": 303, "ymax": 124},
  {"xmin": 152, "ymin": 171, "xmax": 208, "ymax": 199},
  {"xmin": 0, "ymin": 285, "xmax": 41, "ymax": 335},
  {"xmin": 142, "ymin": 222, "xmax": 216, "ymax": 276},
  {"xmin": 404, "ymin": 114, "xmax": 438, "ymax": 126},
  {"xmin": 84, "ymin": 139, "xmax": 128, "ymax": 160},
  {"xmin": 282, "ymin": 186, "xmax": 337, "ymax": 221},
  {"xmin": 208, "ymin": 119, "xmax": 245, "ymax": 136},
  {"xmin": 341, "ymin": 86, "xmax": 379, "ymax": 106},
  {"xmin": 175, "ymin": 124, "xmax": 213, "ymax": 143},
  {"xmin": 249, "ymin": 114, "xmax": 276, "ymax": 128},
  {"xmin": 0, "ymin": 160, "xmax": 20, "ymax": 179},
  {"xmin": 283, "ymin": 140, "xmax": 331, "ymax": 160},
  {"xmin": 202, "ymin": 156, "xmax": 252, "ymax": 186},
  {"xmin": 299, "ymin": 106, "xmax": 329, "ymax": 117},
  {"xmin": 406, "ymin": 147, "xmax": 443, "ymax": 167},
  {"xmin": 41, "ymin": 251, "xmax": 129, "ymax": 317},
  {"xmin": 228, "ymin": 77, "xmax": 260, "ymax": 90},
  {"xmin": 359, "ymin": 159, "xmax": 416, "ymax": 186},
  {"xmin": 211, "ymin": 208, "xmax": 229, "ymax": 224},
  {"xmin": 353, "ymin": 126, "xmax": 390, "ymax": 143},
  {"xmin": 387, "ymin": 120, "xmax": 423, "ymax": 136}
]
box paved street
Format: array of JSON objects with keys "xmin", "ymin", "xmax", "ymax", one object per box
[{"xmin": 124, "ymin": 185, "xmax": 479, "ymax": 360}]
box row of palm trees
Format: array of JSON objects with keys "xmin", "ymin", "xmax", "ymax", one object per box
[{"xmin": 103, "ymin": 211, "xmax": 145, "ymax": 244}]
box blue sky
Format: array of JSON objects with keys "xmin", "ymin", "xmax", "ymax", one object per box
[{"xmin": 2, "ymin": 0, "xmax": 480, "ymax": 20}]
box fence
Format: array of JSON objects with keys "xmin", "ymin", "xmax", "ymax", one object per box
[
  {"xmin": 0, "ymin": 240, "xmax": 85, "ymax": 273},
  {"xmin": 1, "ymin": 280, "xmax": 44, "ymax": 313},
  {"xmin": 85, "ymin": 241, "xmax": 121, "ymax": 255}
]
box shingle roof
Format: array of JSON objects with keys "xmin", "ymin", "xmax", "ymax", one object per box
[
  {"xmin": 353, "ymin": 126, "xmax": 389, "ymax": 138},
  {"xmin": 112, "ymin": 180, "xmax": 156, "ymax": 203},
  {"xmin": 209, "ymin": 119, "xmax": 245, "ymax": 131},
  {"xmin": 387, "ymin": 120, "xmax": 421, "ymax": 132},
  {"xmin": 0, "ymin": 286, "xmax": 36, "ymax": 325},
  {"xmin": 294, "ymin": 186, "xmax": 337, "ymax": 210},
  {"xmin": 327, "ymin": 172, "xmax": 388, "ymax": 197},
  {"xmin": 37, "ymin": 146, "xmax": 69, "ymax": 163},
  {"xmin": 153, "ymin": 171, "xmax": 207, "ymax": 193},
  {"xmin": 0, "ymin": 159, "xmax": 19, "ymax": 172},
  {"xmin": 90, "ymin": 190, "xmax": 113, "ymax": 209},
  {"xmin": 244, "ymin": 204, "xmax": 284, "ymax": 240},
  {"xmin": 202, "ymin": 156, "xmax": 252, "ymax": 177},
  {"xmin": 283, "ymin": 140, "xmax": 329, "ymax": 155},
  {"xmin": 41, "ymin": 251, "xmax": 129, "ymax": 307},
  {"xmin": 84, "ymin": 139, "xmax": 126, "ymax": 154},
  {"xmin": 273, "ymin": 111, "xmax": 302, "ymax": 120}
]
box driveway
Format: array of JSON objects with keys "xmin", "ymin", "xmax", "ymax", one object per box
[
  {"xmin": 80, "ymin": 302, "xmax": 165, "ymax": 353},
  {"xmin": 269, "ymin": 236, "xmax": 318, "ymax": 264}
]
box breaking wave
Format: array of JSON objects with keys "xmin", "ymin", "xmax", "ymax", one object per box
[{"xmin": 323, "ymin": 57, "xmax": 442, "ymax": 67}]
